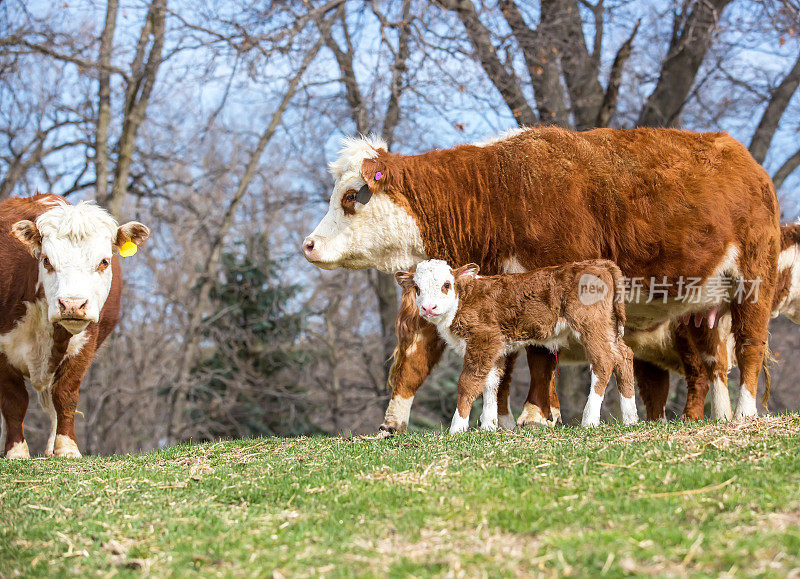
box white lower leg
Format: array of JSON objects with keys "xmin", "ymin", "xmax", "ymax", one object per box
[
  {"xmin": 383, "ymin": 396, "xmax": 414, "ymax": 430},
  {"xmin": 581, "ymin": 373, "xmax": 604, "ymax": 428},
  {"xmin": 450, "ymin": 409, "xmax": 470, "ymax": 434},
  {"xmin": 479, "ymin": 369, "xmax": 501, "ymax": 431},
  {"xmin": 620, "ymin": 395, "xmax": 638, "ymax": 425},
  {"xmin": 709, "ymin": 377, "xmax": 732, "ymax": 421},
  {"xmin": 734, "ymin": 385, "xmax": 757, "ymax": 419}
]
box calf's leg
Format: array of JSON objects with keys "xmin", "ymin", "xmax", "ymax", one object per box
[
  {"xmin": 496, "ymin": 352, "xmax": 518, "ymax": 430},
  {"xmin": 480, "ymin": 356, "xmax": 509, "ymax": 432},
  {"xmin": 613, "ymin": 343, "xmax": 638, "ymax": 425},
  {"xmin": 451, "ymin": 345, "xmax": 502, "ymax": 434}
]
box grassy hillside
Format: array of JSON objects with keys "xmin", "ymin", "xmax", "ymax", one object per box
[{"xmin": 2, "ymin": 416, "xmax": 800, "ymax": 577}]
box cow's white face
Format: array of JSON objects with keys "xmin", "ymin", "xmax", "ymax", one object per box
[
  {"xmin": 302, "ymin": 136, "xmax": 426, "ymax": 274},
  {"xmin": 11, "ymin": 202, "xmax": 150, "ymax": 335}
]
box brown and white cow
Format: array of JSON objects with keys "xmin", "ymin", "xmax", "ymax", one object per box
[
  {"xmin": 0, "ymin": 195, "xmax": 149, "ymax": 458},
  {"xmin": 396, "ymin": 259, "xmax": 636, "ymax": 431},
  {"xmin": 303, "ymin": 127, "xmax": 780, "ymax": 434}
]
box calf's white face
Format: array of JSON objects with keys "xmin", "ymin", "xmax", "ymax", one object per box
[
  {"xmin": 396, "ymin": 260, "xmax": 479, "ymax": 323},
  {"xmin": 11, "ymin": 202, "xmax": 150, "ymax": 335},
  {"xmin": 302, "ymin": 136, "xmax": 426, "ymax": 274}
]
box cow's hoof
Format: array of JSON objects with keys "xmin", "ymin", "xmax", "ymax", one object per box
[
  {"xmin": 5, "ymin": 441, "xmax": 30, "ymax": 459},
  {"xmin": 378, "ymin": 421, "xmax": 406, "ymax": 436},
  {"xmin": 516, "ymin": 403, "xmax": 552, "ymax": 428},
  {"xmin": 498, "ymin": 413, "xmax": 516, "ymax": 431},
  {"xmin": 53, "ymin": 435, "xmax": 82, "ymax": 458},
  {"xmin": 479, "ymin": 417, "xmax": 498, "ymax": 431}
]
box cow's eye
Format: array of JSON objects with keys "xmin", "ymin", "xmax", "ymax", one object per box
[
  {"xmin": 41, "ymin": 256, "xmax": 54, "ymax": 271},
  {"xmin": 98, "ymin": 258, "xmax": 111, "ymax": 271},
  {"xmin": 345, "ymin": 193, "xmax": 357, "ymax": 203},
  {"xmin": 443, "ymin": 281, "xmax": 451, "ymax": 291}
]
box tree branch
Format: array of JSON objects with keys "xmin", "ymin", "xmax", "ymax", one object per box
[
  {"xmin": 436, "ymin": 0, "xmax": 537, "ymax": 126},
  {"xmin": 749, "ymin": 50, "xmax": 800, "ymax": 164},
  {"xmin": 773, "ymin": 147, "xmax": 800, "ymax": 191},
  {"xmin": 596, "ymin": 20, "xmax": 639, "ymax": 127},
  {"xmin": 637, "ymin": 0, "xmax": 733, "ymax": 127}
]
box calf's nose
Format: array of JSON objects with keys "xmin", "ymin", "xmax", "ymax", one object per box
[
  {"xmin": 59, "ymin": 298, "xmax": 88, "ymax": 318},
  {"xmin": 421, "ymin": 304, "xmax": 438, "ymax": 316}
]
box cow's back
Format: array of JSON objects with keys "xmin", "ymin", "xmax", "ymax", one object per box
[{"xmin": 396, "ymin": 127, "xmax": 778, "ymax": 281}]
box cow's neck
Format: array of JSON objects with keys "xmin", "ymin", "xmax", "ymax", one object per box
[{"xmin": 393, "ymin": 151, "xmax": 517, "ymax": 275}]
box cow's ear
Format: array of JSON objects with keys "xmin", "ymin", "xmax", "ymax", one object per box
[
  {"xmin": 11, "ymin": 220, "xmax": 42, "ymax": 257},
  {"xmin": 360, "ymin": 158, "xmax": 390, "ymax": 188},
  {"xmin": 115, "ymin": 221, "xmax": 151, "ymax": 251},
  {"xmin": 395, "ymin": 270, "xmax": 415, "ymax": 289},
  {"xmin": 453, "ymin": 263, "xmax": 479, "ymax": 279}
]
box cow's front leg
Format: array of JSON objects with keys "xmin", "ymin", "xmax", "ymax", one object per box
[
  {"xmin": 380, "ymin": 322, "xmax": 444, "ymax": 435},
  {"xmin": 51, "ymin": 373, "xmax": 85, "ymax": 458},
  {"xmin": 496, "ymin": 352, "xmax": 518, "ymax": 430},
  {"xmin": 517, "ymin": 346, "xmax": 559, "ymax": 427},
  {"xmin": 0, "ymin": 370, "xmax": 30, "ymax": 459}
]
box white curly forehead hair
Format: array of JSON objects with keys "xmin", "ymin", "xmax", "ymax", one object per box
[
  {"xmin": 35, "ymin": 201, "xmax": 118, "ymax": 241},
  {"xmin": 413, "ymin": 259, "xmax": 453, "ymax": 285}
]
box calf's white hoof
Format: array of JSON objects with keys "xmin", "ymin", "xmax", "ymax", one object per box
[
  {"xmin": 620, "ymin": 396, "xmax": 639, "ymax": 426},
  {"xmin": 5, "ymin": 440, "xmax": 30, "ymax": 459},
  {"xmin": 582, "ymin": 390, "xmax": 604, "ymax": 428},
  {"xmin": 53, "ymin": 435, "xmax": 82, "ymax": 458},
  {"xmin": 449, "ymin": 411, "xmax": 470, "ymax": 435}
]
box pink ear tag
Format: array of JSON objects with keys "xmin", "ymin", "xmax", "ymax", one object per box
[{"xmin": 375, "ymin": 171, "xmax": 382, "ymax": 181}]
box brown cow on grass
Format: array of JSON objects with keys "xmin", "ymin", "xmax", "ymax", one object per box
[
  {"xmin": 0, "ymin": 195, "xmax": 149, "ymax": 458},
  {"xmin": 396, "ymin": 259, "xmax": 636, "ymax": 431},
  {"xmin": 302, "ymin": 127, "xmax": 780, "ymax": 433}
]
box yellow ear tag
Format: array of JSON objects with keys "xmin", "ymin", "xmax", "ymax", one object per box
[{"xmin": 119, "ymin": 241, "xmax": 137, "ymax": 257}]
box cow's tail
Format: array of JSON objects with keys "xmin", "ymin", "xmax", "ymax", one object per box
[
  {"xmin": 607, "ymin": 261, "xmax": 627, "ymax": 341},
  {"xmin": 388, "ymin": 285, "xmax": 420, "ymax": 391},
  {"xmin": 761, "ymin": 338, "xmax": 774, "ymax": 411}
]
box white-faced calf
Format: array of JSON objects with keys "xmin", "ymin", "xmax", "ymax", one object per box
[{"xmin": 396, "ymin": 259, "xmax": 637, "ymax": 431}]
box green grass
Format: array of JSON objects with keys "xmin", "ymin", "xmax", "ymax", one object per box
[{"xmin": 3, "ymin": 416, "xmax": 800, "ymax": 577}]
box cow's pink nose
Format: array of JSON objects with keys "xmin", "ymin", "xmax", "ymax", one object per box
[
  {"xmin": 302, "ymin": 237, "xmax": 317, "ymax": 259},
  {"xmin": 421, "ymin": 304, "xmax": 438, "ymax": 316},
  {"xmin": 59, "ymin": 298, "xmax": 88, "ymax": 318}
]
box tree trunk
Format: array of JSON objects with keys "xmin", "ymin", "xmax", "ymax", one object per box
[{"xmin": 637, "ymin": 0, "xmax": 733, "ymax": 127}]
